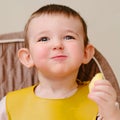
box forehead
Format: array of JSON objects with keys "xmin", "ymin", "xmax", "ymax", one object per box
[{"xmin": 27, "ymin": 14, "xmax": 84, "ymax": 37}]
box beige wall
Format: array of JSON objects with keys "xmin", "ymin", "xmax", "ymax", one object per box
[{"xmin": 0, "ymin": 0, "xmax": 120, "ymax": 85}]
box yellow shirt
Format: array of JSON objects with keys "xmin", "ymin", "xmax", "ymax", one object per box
[{"xmin": 6, "ymin": 85, "xmax": 98, "ymax": 120}]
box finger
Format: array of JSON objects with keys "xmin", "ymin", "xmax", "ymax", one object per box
[
  {"xmin": 94, "ymin": 79, "xmax": 112, "ymax": 86},
  {"xmin": 93, "ymin": 85, "xmax": 117, "ymax": 101},
  {"xmin": 88, "ymin": 92, "xmax": 116, "ymax": 109}
]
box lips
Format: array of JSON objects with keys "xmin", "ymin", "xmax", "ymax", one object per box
[{"xmin": 51, "ymin": 55, "xmax": 67, "ymax": 60}]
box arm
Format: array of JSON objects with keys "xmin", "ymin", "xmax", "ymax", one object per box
[
  {"xmin": 0, "ymin": 97, "xmax": 8, "ymax": 120},
  {"xmin": 88, "ymin": 79, "xmax": 120, "ymax": 120}
]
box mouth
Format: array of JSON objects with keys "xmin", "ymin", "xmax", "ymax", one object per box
[{"xmin": 51, "ymin": 55, "xmax": 67, "ymax": 61}]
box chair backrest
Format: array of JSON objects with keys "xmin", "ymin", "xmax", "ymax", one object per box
[{"xmin": 0, "ymin": 32, "xmax": 120, "ymax": 105}]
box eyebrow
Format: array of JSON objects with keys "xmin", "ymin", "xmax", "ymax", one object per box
[
  {"xmin": 65, "ymin": 30, "xmax": 80, "ymax": 36},
  {"xmin": 65, "ymin": 29, "xmax": 84, "ymax": 39},
  {"xmin": 33, "ymin": 29, "xmax": 83, "ymax": 40},
  {"xmin": 32, "ymin": 31, "xmax": 50, "ymax": 39}
]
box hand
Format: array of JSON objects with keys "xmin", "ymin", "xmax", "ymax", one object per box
[{"xmin": 88, "ymin": 79, "xmax": 119, "ymax": 119}]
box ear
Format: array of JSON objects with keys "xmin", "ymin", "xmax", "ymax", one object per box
[
  {"xmin": 82, "ymin": 44, "xmax": 95, "ymax": 64},
  {"xmin": 18, "ymin": 48, "xmax": 34, "ymax": 68}
]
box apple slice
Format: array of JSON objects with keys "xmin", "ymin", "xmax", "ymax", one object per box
[{"xmin": 89, "ymin": 73, "xmax": 104, "ymax": 92}]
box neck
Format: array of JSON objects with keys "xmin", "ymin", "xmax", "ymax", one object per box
[{"xmin": 35, "ymin": 72, "xmax": 78, "ymax": 98}]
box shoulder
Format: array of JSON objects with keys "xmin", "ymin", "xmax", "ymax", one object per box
[
  {"xmin": 0, "ymin": 97, "xmax": 6, "ymax": 112},
  {"xmin": 7, "ymin": 85, "xmax": 35, "ymax": 97},
  {"xmin": 5, "ymin": 85, "xmax": 36, "ymax": 112},
  {"xmin": 0, "ymin": 97, "xmax": 8, "ymax": 120},
  {"xmin": 77, "ymin": 83, "xmax": 89, "ymax": 94},
  {"xmin": 6, "ymin": 85, "xmax": 36, "ymax": 103}
]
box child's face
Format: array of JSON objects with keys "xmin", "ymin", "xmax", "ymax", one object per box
[{"xmin": 27, "ymin": 14, "xmax": 88, "ymax": 77}]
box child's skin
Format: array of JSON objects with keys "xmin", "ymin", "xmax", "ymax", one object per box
[
  {"xmin": 18, "ymin": 14, "xmax": 120, "ymax": 119},
  {"xmin": 0, "ymin": 5, "xmax": 120, "ymax": 120},
  {"xmin": 18, "ymin": 14, "xmax": 93, "ymax": 98},
  {"xmin": 88, "ymin": 80, "xmax": 119, "ymax": 120}
]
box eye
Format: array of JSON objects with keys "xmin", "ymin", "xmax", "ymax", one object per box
[
  {"xmin": 64, "ymin": 35, "xmax": 75, "ymax": 40},
  {"xmin": 37, "ymin": 37, "xmax": 49, "ymax": 42}
]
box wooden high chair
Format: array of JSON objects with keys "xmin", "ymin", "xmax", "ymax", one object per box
[{"xmin": 0, "ymin": 32, "xmax": 120, "ymax": 106}]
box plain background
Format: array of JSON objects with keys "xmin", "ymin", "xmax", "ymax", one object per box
[{"xmin": 0, "ymin": 0, "xmax": 120, "ymax": 85}]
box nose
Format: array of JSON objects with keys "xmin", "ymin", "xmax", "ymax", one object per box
[{"xmin": 52, "ymin": 40, "xmax": 64, "ymax": 50}]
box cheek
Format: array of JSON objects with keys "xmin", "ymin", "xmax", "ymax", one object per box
[
  {"xmin": 69, "ymin": 42, "xmax": 84, "ymax": 56},
  {"xmin": 74, "ymin": 48, "xmax": 84, "ymax": 61},
  {"xmin": 69, "ymin": 44, "xmax": 85, "ymax": 63},
  {"xmin": 30, "ymin": 46, "xmax": 49, "ymax": 64}
]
